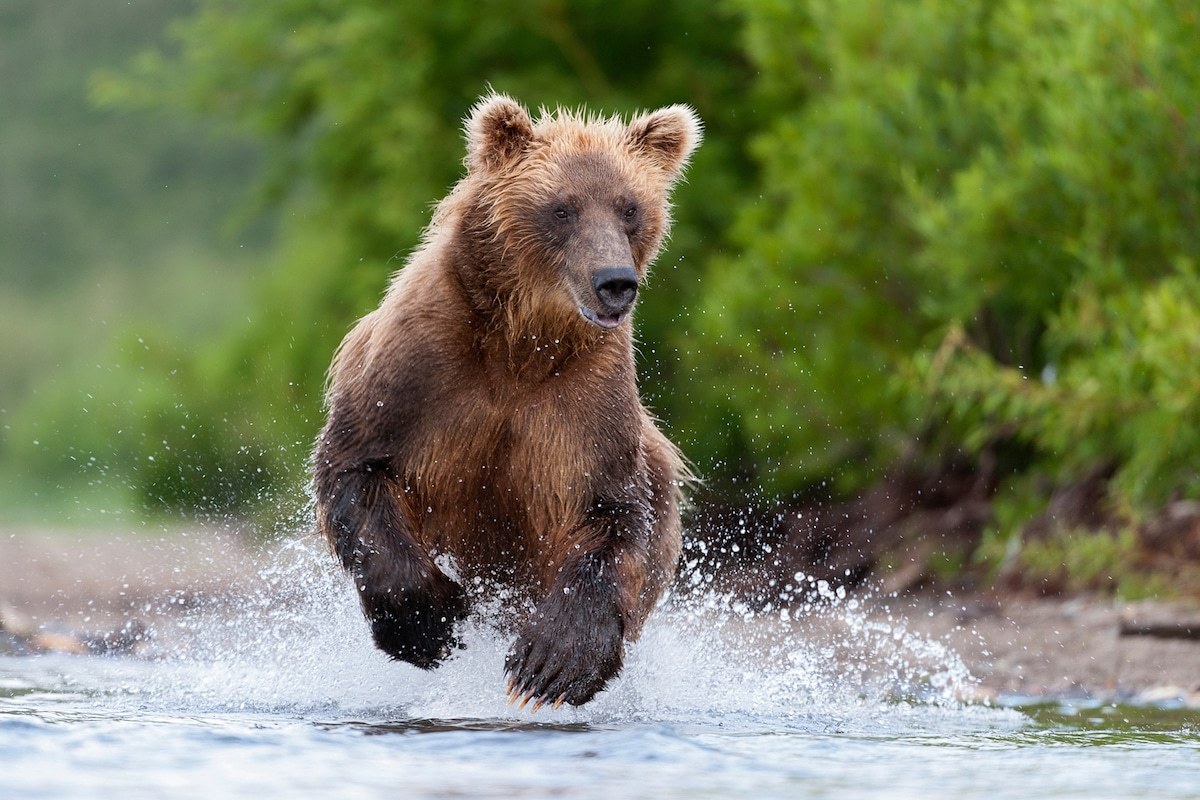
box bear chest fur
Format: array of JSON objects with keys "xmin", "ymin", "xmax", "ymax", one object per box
[{"xmin": 403, "ymin": 362, "xmax": 642, "ymax": 587}]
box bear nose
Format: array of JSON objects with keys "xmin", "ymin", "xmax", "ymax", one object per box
[{"xmin": 593, "ymin": 266, "xmax": 639, "ymax": 311}]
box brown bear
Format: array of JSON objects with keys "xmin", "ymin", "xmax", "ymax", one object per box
[{"xmin": 313, "ymin": 93, "xmax": 701, "ymax": 709}]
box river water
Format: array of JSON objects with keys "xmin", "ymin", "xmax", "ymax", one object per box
[{"xmin": 1, "ymin": 539, "xmax": 1197, "ymax": 799}]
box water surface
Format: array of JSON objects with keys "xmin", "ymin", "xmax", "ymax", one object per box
[{"xmin": 1, "ymin": 539, "xmax": 1196, "ymax": 799}]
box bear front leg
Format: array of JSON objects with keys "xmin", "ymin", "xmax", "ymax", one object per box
[
  {"xmin": 316, "ymin": 460, "xmax": 467, "ymax": 669},
  {"xmin": 505, "ymin": 496, "xmax": 650, "ymax": 708}
]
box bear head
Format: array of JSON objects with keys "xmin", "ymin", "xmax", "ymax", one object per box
[{"xmin": 452, "ymin": 93, "xmax": 702, "ymax": 343}]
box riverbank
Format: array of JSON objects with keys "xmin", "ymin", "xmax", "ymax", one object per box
[
  {"xmin": 2, "ymin": 525, "xmax": 1197, "ymax": 707},
  {"xmin": 875, "ymin": 593, "xmax": 1200, "ymax": 707}
]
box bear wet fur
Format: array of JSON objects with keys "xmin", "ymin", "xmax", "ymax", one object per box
[{"xmin": 313, "ymin": 93, "xmax": 702, "ymax": 708}]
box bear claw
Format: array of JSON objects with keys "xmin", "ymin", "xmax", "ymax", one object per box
[
  {"xmin": 503, "ymin": 602, "xmax": 623, "ymax": 710},
  {"xmin": 504, "ymin": 684, "xmax": 563, "ymax": 715}
]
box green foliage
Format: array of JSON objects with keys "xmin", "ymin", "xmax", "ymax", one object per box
[
  {"xmin": 0, "ymin": 0, "xmax": 267, "ymax": 296},
  {"xmin": 1018, "ymin": 528, "xmax": 1132, "ymax": 593},
  {"xmin": 898, "ymin": 0, "xmax": 1200, "ymax": 512},
  {"xmin": 916, "ymin": 267, "xmax": 1200, "ymax": 509},
  {"xmin": 7, "ymin": 326, "xmax": 277, "ymax": 517},
  {"xmin": 1014, "ymin": 528, "xmax": 1175, "ymax": 599},
  {"xmin": 682, "ymin": 0, "xmax": 1200, "ymax": 514},
  {"xmin": 680, "ymin": 0, "xmax": 1002, "ymax": 493},
  {"xmin": 0, "ymin": 0, "xmax": 274, "ymax": 520}
]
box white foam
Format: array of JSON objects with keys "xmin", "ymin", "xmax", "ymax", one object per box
[{"xmin": 135, "ymin": 534, "xmax": 978, "ymax": 730}]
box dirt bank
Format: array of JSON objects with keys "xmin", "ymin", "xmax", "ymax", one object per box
[
  {"xmin": 1, "ymin": 526, "xmax": 1198, "ymax": 706},
  {"xmin": 873, "ymin": 593, "xmax": 1200, "ymax": 706}
]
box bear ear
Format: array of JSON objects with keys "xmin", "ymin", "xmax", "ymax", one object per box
[
  {"xmin": 626, "ymin": 104, "xmax": 703, "ymax": 178},
  {"xmin": 465, "ymin": 93, "xmax": 535, "ymax": 173}
]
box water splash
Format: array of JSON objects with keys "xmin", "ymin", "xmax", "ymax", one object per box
[{"xmin": 122, "ymin": 531, "xmax": 977, "ymax": 730}]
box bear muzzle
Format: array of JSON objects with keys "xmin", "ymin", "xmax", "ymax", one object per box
[{"xmin": 582, "ymin": 266, "xmax": 639, "ymax": 329}]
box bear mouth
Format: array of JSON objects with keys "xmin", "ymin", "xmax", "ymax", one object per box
[{"xmin": 578, "ymin": 306, "xmax": 626, "ymax": 330}]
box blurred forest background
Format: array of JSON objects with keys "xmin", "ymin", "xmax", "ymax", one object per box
[{"xmin": 3, "ymin": 0, "xmax": 1199, "ymax": 597}]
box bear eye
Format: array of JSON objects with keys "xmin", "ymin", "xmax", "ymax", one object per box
[
  {"xmin": 553, "ymin": 205, "xmax": 572, "ymax": 221},
  {"xmin": 623, "ymin": 203, "xmax": 639, "ymax": 220}
]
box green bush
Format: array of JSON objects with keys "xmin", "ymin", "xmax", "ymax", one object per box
[
  {"xmin": 917, "ymin": 266, "xmax": 1200, "ymax": 510},
  {"xmin": 8, "ymin": 328, "xmax": 278, "ymax": 517},
  {"xmin": 682, "ymin": 0, "xmax": 1200, "ymax": 517},
  {"xmin": 1012, "ymin": 527, "xmax": 1179, "ymax": 599}
]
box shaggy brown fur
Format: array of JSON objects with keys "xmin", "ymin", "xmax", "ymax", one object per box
[{"xmin": 313, "ymin": 93, "xmax": 701, "ymax": 708}]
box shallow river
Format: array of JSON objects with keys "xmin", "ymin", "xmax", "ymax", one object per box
[{"xmin": 2, "ymin": 540, "xmax": 1197, "ymax": 799}]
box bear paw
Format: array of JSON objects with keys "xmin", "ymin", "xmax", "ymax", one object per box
[
  {"xmin": 364, "ymin": 570, "xmax": 468, "ymax": 670},
  {"xmin": 504, "ymin": 599, "xmax": 624, "ymax": 710}
]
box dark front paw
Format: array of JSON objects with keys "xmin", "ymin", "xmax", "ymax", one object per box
[
  {"xmin": 363, "ymin": 569, "xmax": 468, "ymax": 669},
  {"xmin": 504, "ymin": 597, "xmax": 624, "ymax": 710}
]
